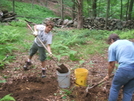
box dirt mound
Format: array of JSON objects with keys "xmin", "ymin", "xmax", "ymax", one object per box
[{"xmin": 0, "ymin": 76, "xmax": 58, "ymax": 101}]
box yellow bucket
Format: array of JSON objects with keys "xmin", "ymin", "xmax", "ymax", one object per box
[{"xmin": 74, "ymin": 68, "xmax": 88, "ymax": 86}]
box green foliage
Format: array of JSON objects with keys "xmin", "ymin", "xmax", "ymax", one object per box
[
  {"xmin": 15, "ymin": 2, "xmax": 56, "ymax": 23},
  {"xmin": 0, "ymin": 25, "xmax": 26, "ymax": 55},
  {"xmin": 0, "ymin": 80, "xmax": 6, "ymax": 83},
  {"xmin": 52, "ymin": 29, "xmax": 91, "ymax": 61},
  {"xmin": 60, "ymin": 87, "xmax": 76, "ymax": 99},
  {"xmin": 104, "ymin": 29, "xmax": 134, "ymax": 39},
  {"xmin": 0, "ymin": 94, "xmax": 15, "ymax": 101},
  {"xmin": 60, "ymin": 89, "xmax": 72, "ymax": 99},
  {"xmin": 0, "ymin": 29, "xmax": 19, "ymax": 43},
  {"xmin": 0, "ymin": 60, "xmax": 9, "ymax": 69},
  {"xmin": 53, "ymin": 29, "xmax": 134, "ymax": 60},
  {"xmin": 0, "ymin": 62, "xmax": 5, "ymax": 69},
  {"xmin": 0, "ymin": 44, "xmax": 17, "ymax": 54},
  {"xmin": 0, "ymin": 25, "xmax": 27, "ymax": 68},
  {"xmin": 1, "ymin": 0, "xmax": 133, "ymax": 21},
  {"xmin": 63, "ymin": 0, "xmax": 73, "ymax": 8},
  {"xmin": 51, "ymin": 43, "xmax": 80, "ymax": 61},
  {"xmin": 0, "ymin": 55, "xmax": 15, "ymax": 69},
  {"xmin": 83, "ymin": 0, "xmax": 134, "ymax": 20},
  {"xmin": 69, "ymin": 50, "xmax": 80, "ymax": 61},
  {"xmin": 0, "ymin": 0, "xmax": 57, "ymax": 23},
  {"xmin": 0, "ymin": 0, "xmax": 134, "ymax": 65},
  {"xmin": 53, "ymin": 29, "xmax": 89, "ymax": 46},
  {"xmin": 9, "ymin": 20, "xmax": 27, "ymax": 27},
  {"xmin": 52, "ymin": 29, "xmax": 107, "ymax": 59},
  {"xmin": 62, "ymin": 89, "xmax": 72, "ymax": 95},
  {"xmin": 119, "ymin": 30, "xmax": 134, "ymax": 39}
]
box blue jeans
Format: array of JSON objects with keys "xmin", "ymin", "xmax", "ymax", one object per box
[{"xmin": 108, "ymin": 67, "xmax": 134, "ymax": 101}]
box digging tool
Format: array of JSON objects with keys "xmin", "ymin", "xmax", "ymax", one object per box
[
  {"xmin": 26, "ymin": 23, "xmax": 69, "ymax": 73},
  {"xmin": 86, "ymin": 74, "xmax": 114, "ymax": 92},
  {"xmin": 85, "ymin": 74, "xmax": 114, "ymax": 97}
]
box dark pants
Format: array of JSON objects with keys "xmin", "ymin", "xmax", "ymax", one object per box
[{"xmin": 29, "ymin": 42, "xmax": 46, "ymax": 62}]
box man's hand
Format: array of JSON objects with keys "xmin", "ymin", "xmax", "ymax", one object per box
[
  {"xmin": 103, "ymin": 75, "xmax": 110, "ymax": 81},
  {"xmin": 33, "ymin": 31, "xmax": 38, "ymax": 37},
  {"xmin": 48, "ymin": 52, "xmax": 53, "ymax": 57}
]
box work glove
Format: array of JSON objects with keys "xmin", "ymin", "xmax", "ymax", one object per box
[
  {"xmin": 48, "ymin": 52, "xmax": 53, "ymax": 57},
  {"xmin": 33, "ymin": 31, "xmax": 38, "ymax": 37}
]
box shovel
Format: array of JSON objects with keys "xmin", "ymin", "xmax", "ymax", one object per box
[
  {"xmin": 26, "ymin": 23, "xmax": 69, "ymax": 73},
  {"xmin": 86, "ymin": 74, "xmax": 114, "ymax": 92}
]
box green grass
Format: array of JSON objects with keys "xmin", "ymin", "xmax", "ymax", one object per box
[{"xmin": 0, "ymin": 0, "xmax": 57, "ymax": 23}]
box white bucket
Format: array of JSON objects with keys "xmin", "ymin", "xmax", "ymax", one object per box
[{"xmin": 57, "ymin": 70, "xmax": 70, "ymax": 88}]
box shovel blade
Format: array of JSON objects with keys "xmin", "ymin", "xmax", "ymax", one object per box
[{"xmin": 56, "ymin": 64, "xmax": 69, "ymax": 73}]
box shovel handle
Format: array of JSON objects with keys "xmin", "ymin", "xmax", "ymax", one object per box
[
  {"xmin": 27, "ymin": 23, "xmax": 34, "ymax": 32},
  {"xmin": 93, "ymin": 74, "xmax": 114, "ymax": 87},
  {"xmin": 86, "ymin": 74, "xmax": 114, "ymax": 92},
  {"xmin": 36, "ymin": 36, "xmax": 60, "ymax": 66}
]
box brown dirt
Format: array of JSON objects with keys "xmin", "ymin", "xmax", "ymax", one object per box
[
  {"xmin": 0, "ymin": 77, "xmax": 58, "ymax": 101},
  {"xmin": 0, "ymin": 49, "xmax": 124, "ymax": 101}
]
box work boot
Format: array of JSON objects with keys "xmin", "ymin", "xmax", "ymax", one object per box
[
  {"xmin": 23, "ymin": 61, "xmax": 32, "ymax": 70},
  {"xmin": 41, "ymin": 69, "xmax": 46, "ymax": 78}
]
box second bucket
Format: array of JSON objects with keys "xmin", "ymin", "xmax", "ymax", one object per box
[{"xmin": 74, "ymin": 68, "xmax": 88, "ymax": 86}]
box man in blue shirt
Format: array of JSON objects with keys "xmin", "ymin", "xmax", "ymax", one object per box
[{"xmin": 104, "ymin": 34, "xmax": 134, "ymax": 101}]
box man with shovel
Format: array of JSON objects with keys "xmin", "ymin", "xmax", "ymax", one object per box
[
  {"xmin": 104, "ymin": 34, "xmax": 134, "ymax": 101},
  {"xmin": 24, "ymin": 21, "xmax": 54, "ymax": 78}
]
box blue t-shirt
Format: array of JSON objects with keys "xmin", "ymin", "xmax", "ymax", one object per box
[{"xmin": 108, "ymin": 40, "xmax": 134, "ymax": 68}]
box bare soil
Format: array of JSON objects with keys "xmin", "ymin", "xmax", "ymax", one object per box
[{"xmin": 0, "ymin": 50, "xmax": 123, "ymax": 101}]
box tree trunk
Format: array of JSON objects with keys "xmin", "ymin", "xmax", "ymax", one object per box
[
  {"xmin": 60, "ymin": 0, "xmax": 64, "ymax": 20},
  {"xmin": 98, "ymin": 1, "xmax": 101, "ymax": 17},
  {"xmin": 126, "ymin": 0, "xmax": 129, "ymax": 20},
  {"xmin": 120, "ymin": 0, "xmax": 122, "ymax": 20},
  {"xmin": 92, "ymin": 0, "xmax": 97, "ymax": 18},
  {"xmin": 128, "ymin": 0, "xmax": 134, "ymax": 20},
  {"xmin": 45, "ymin": 0, "xmax": 48, "ymax": 7},
  {"xmin": 105, "ymin": 0, "xmax": 110, "ymax": 30},
  {"xmin": 76, "ymin": 0, "xmax": 83, "ymax": 29},
  {"xmin": 72, "ymin": 0, "xmax": 76, "ymax": 20},
  {"xmin": 12, "ymin": 0, "xmax": 15, "ymax": 13}
]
